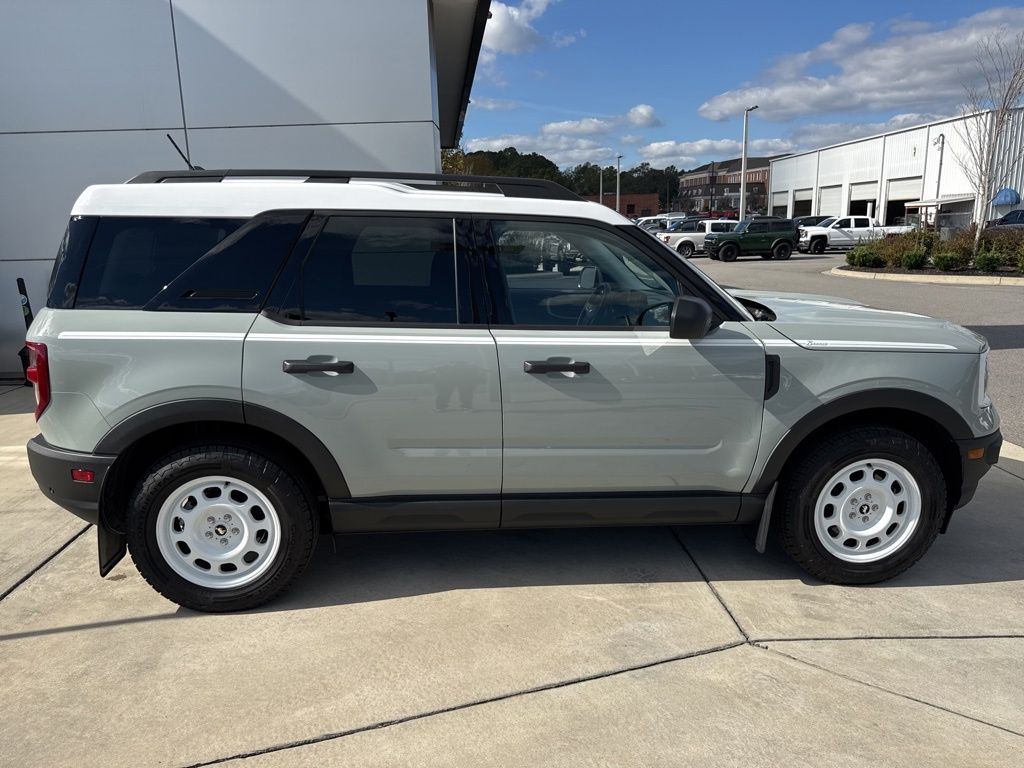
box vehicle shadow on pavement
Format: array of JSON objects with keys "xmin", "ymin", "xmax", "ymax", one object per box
[{"xmin": 254, "ymin": 470, "xmax": 1024, "ymax": 614}]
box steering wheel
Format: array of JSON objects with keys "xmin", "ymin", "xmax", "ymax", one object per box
[{"xmin": 577, "ymin": 282, "xmax": 610, "ymax": 325}]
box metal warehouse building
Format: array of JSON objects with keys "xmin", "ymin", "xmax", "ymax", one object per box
[
  {"xmin": 0, "ymin": 0, "xmax": 487, "ymax": 377},
  {"xmin": 769, "ymin": 108, "xmax": 1024, "ymax": 228}
]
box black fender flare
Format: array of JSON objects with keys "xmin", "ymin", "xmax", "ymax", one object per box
[
  {"xmin": 95, "ymin": 398, "xmax": 350, "ymax": 497},
  {"xmin": 750, "ymin": 388, "xmax": 972, "ymax": 496}
]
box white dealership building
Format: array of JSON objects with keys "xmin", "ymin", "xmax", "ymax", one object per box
[
  {"xmin": 769, "ymin": 108, "xmax": 1024, "ymax": 227},
  {"xmin": 0, "ymin": 0, "xmax": 487, "ymax": 377}
]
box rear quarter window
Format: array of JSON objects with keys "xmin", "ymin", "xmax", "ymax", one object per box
[{"xmin": 74, "ymin": 217, "xmax": 245, "ymax": 309}]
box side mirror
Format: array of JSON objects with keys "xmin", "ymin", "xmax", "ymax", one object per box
[
  {"xmin": 669, "ymin": 296, "xmax": 714, "ymax": 339},
  {"xmin": 578, "ymin": 265, "xmax": 599, "ymax": 289}
]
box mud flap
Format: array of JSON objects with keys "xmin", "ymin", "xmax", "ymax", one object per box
[{"xmin": 97, "ymin": 524, "xmax": 127, "ymax": 576}]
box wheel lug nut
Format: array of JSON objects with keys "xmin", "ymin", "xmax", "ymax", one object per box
[
  {"xmin": 865, "ymin": 494, "xmax": 872, "ymax": 500},
  {"xmin": 207, "ymin": 517, "xmax": 215, "ymax": 524},
  {"xmin": 224, "ymin": 514, "xmax": 232, "ymax": 522},
  {"xmin": 205, "ymin": 531, "xmax": 213, "ymax": 538},
  {"xmin": 850, "ymin": 498, "xmax": 858, "ymax": 505},
  {"xmin": 849, "ymin": 512, "xmax": 856, "ymax": 519},
  {"xmin": 862, "ymin": 516, "xmax": 869, "ymax": 522},
  {"xmin": 231, "ymin": 527, "xmax": 240, "ymax": 536},
  {"xmin": 872, "ymin": 505, "xmax": 879, "ymax": 511},
  {"xmin": 220, "ymin": 538, "xmax": 228, "ymax": 545}
]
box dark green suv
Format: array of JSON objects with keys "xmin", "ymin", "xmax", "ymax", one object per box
[{"xmin": 705, "ymin": 218, "xmax": 798, "ymax": 261}]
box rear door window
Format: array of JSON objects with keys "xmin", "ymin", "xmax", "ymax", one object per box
[
  {"xmin": 75, "ymin": 217, "xmax": 245, "ymax": 309},
  {"xmin": 283, "ymin": 216, "xmax": 471, "ymax": 325}
]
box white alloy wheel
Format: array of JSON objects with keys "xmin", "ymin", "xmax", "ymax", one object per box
[
  {"xmin": 155, "ymin": 475, "xmax": 282, "ymax": 589},
  {"xmin": 812, "ymin": 458, "xmax": 922, "ymax": 563}
]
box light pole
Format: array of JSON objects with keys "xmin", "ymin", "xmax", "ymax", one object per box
[
  {"xmin": 598, "ymin": 164, "xmax": 603, "ymax": 207},
  {"xmin": 739, "ymin": 105, "xmax": 758, "ymax": 217},
  {"xmin": 615, "ymin": 154, "xmax": 623, "ymax": 214},
  {"xmin": 932, "ymin": 133, "xmax": 945, "ymax": 229}
]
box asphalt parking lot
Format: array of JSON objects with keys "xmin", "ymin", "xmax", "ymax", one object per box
[{"xmin": 1, "ymin": 254, "xmax": 1022, "ymax": 767}]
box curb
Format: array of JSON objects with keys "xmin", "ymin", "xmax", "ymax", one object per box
[
  {"xmin": 827, "ymin": 266, "xmax": 1024, "ymax": 286},
  {"xmin": 1001, "ymin": 440, "xmax": 1024, "ymax": 464}
]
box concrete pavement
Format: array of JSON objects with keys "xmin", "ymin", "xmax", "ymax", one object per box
[{"xmin": 1, "ymin": 258, "xmax": 1022, "ymax": 766}]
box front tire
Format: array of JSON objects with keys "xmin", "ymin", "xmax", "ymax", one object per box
[
  {"xmin": 677, "ymin": 241, "xmax": 695, "ymax": 258},
  {"xmin": 777, "ymin": 426, "xmax": 945, "ymax": 584},
  {"xmin": 809, "ymin": 238, "xmax": 826, "ymax": 254},
  {"xmin": 719, "ymin": 243, "xmax": 739, "ymax": 262},
  {"xmin": 127, "ymin": 445, "xmax": 318, "ymax": 612}
]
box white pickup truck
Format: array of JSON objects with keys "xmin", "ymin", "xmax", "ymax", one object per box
[
  {"xmin": 656, "ymin": 219, "xmax": 738, "ymax": 257},
  {"xmin": 798, "ymin": 216, "xmax": 913, "ymax": 253}
]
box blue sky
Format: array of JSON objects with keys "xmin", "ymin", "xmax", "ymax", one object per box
[{"xmin": 463, "ymin": 1, "xmax": 1024, "ymax": 169}]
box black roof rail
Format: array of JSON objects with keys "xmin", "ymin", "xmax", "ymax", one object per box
[{"xmin": 127, "ymin": 169, "xmax": 583, "ymax": 202}]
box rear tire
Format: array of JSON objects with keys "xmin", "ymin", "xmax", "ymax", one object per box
[
  {"xmin": 127, "ymin": 445, "xmax": 318, "ymax": 612},
  {"xmin": 773, "ymin": 242, "xmax": 793, "ymax": 260},
  {"xmin": 777, "ymin": 426, "xmax": 945, "ymax": 584},
  {"xmin": 719, "ymin": 243, "xmax": 739, "ymax": 262}
]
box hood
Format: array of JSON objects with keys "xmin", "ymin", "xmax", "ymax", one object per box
[{"xmin": 727, "ymin": 289, "xmax": 986, "ymax": 353}]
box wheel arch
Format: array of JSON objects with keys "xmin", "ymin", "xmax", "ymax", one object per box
[
  {"xmin": 97, "ymin": 399, "xmax": 349, "ymax": 535},
  {"xmin": 753, "ymin": 390, "xmax": 970, "ymax": 509}
]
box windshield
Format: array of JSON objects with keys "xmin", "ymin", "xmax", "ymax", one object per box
[
  {"xmin": 733, "ymin": 220, "xmax": 751, "ymax": 233},
  {"xmin": 817, "ymin": 217, "xmax": 836, "ymax": 227}
]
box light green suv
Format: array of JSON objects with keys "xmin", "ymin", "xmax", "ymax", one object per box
[{"xmin": 25, "ymin": 170, "xmax": 1002, "ymax": 611}]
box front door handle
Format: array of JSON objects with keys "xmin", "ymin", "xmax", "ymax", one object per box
[
  {"xmin": 524, "ymin": 360, "xmax": 591, "ymax": 374},
  {"xmin": 282, "ymin": 360, "xmax": 355, "ymax": 374}
]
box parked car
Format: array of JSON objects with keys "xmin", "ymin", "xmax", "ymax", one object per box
[
  {"xmin": 794, "ymin": 215, "xmax": 833, "ymax": 228},
  {"xmin": 26, "ymin": 169, "xmax": 1000, "ymax": 611},
  {"xmin": 984, "ymin": 209, "xmax": 1024, "ymax": 230},
  {"xmin": 798, "ymin": 216, "xmax": 913, "ymax": 253},
  {"xmin": 704, "ymin": 218, "xmax": 800, "ymax": 261},
  {"xmin": 656, "ymin": 219, "xmax": 738, "ymax": 257}
]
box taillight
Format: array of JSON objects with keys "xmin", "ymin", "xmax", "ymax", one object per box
[{"xmin": 25, "ymin": 341, "xmax": 50, "ymax": 420}]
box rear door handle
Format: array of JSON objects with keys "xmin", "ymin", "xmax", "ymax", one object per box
[
  {"xmin": 523, "ymin": 360, "xmax": 590, "ymax": 374},
  {"xmin": 282, "ymin": 360, "xmax": 355, "ymax": 374}
]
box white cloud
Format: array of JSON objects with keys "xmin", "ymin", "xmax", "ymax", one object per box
[
  {"xmin": 465, "ymin": 133, "xmax": 615, "ymax": 166},
  {"xmin": 888, "ymin": 17, "xmax": 932, "ymax": 35},
  {"xmin": 790, "ymin": 113, "xmax": 945, "ymax": 149},
  {"xmin": 700, "ymin": 8, "xmax": 1024, "ymax": 121},
  {"xmin": 639, "ymin": 137, "xmax": 795, "ymax": 166},
  {"xmin": 626, "ymin": 104, "xmax": 660, "ymax": 128},
  {"xmin": 470, "ymin": 97, "xmax": 519, "ymax": 111},
  {"xmin": 481, "ymin": 0, "xmax": 553, "ymax": 65},
  {"xmin": 540, "ymin": 104, "xmax": 660, "ymax": 136},
  {"xmin": 620, "ymin": 134, "xmax": 644, "ymax": 145},
  {"xmin": 553, "ymin": 28, "xmax": 585, "ymax": 48}
]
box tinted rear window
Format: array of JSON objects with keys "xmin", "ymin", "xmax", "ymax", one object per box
[{"xmin": 74, "ymin": 217, "xmax": 245, "ymax": 309}]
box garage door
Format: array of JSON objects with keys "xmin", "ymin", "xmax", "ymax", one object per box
[
  {"xmin": 771, "ymin": 191, "xmax": 788, "ymax": 216},
  {"xmin": 888, "ymin": 178, "xmax": 922, "ymax": 200},
  {"xmin": 794, "ymin": 189, "xmax": 812, "ymax": 202},
  {"xmin": 850, "ymin": 182, "xmax": 877, "ymax": 200},
  {"xmin": 818, "ymin": 186, "xmax": 841, "ymax": 216}
]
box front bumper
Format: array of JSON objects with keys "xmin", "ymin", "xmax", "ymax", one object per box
[
  {"xmin": 27, "ymin": 435, "xmax": 115, "ymax": 525},
  {"xmin": 953, "ymin": 430, "xmax": 1002, "ymax": 512}
]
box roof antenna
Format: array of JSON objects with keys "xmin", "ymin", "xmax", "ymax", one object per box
[{"xmin": 166, "ymin": 133, "xmax": 204, "ymax": 170}]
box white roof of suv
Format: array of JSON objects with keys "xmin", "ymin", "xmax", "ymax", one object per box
[{"xmin": 72, "ymin": 171, "xmax": 632, "ymax": 225}]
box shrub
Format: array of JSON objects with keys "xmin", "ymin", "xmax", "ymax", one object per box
[
  {"xmin": 1018, "ymin": 250, "xmax": 1024, "ymax": 273},
  {"xmin": 900, "ymin": 247, "xmax": 928, "ymax": 270},
  {"xmin": 980, "ymin": 227, "xmax": 1024, "ymax": 261},
  {"xmin": 846, "ymin": 244, "xmax": 885, "ymax": 268},
  {"xmin": 973, "ymin": 249, "xmax": 1004, "ymax": 273},
  {"xmin": 932, "ymin": 251, "xmax": 971, "ymax": 271},
  {"xmin": 911, "ymin": 228, "xmax": 939, "ymax": 255},
  {"xmin": 946, "ymin": 226, "xmax": 978, "ymax": 259}
]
